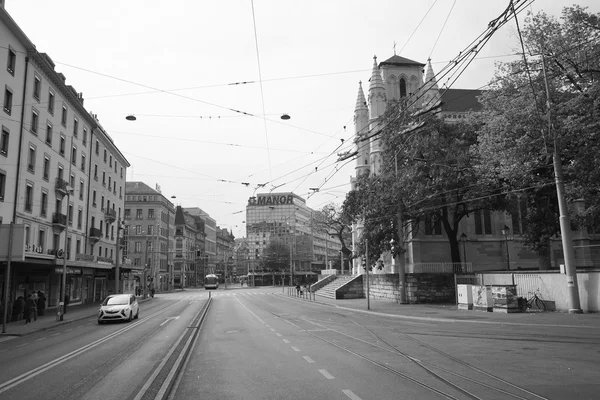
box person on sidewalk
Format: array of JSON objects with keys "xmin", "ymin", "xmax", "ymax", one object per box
[
  {"xmin": 31, "ymin": 291, "xmax": 38, "ymax": 321},
  {"xmin": 37, "ymin": 291, "xmax": 46, "ymax": 316},
  {"xmin": 12, "ymin": 296, "xmax": 25, "ymax": 322},
  {"xmin": 64, "ymin": 292, "xmax": 70, "ymax": 315},
  {"xmin": 24, "ymin": 294, "xmax": 35, "ymax": 324}
]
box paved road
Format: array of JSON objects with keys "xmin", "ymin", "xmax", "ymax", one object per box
[
  {"xmin": 174, "ymin": 288, "xmax": 600, "ymax": 400},
  {"xmin": 1, "ymin": 287, "xmax": 599, "ymax": 399}
]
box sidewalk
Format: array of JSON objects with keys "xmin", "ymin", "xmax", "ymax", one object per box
[
  {"xmin": 292, "ymin": 293, "xmax": 600, "ymax": 328},
  {"xmin": 0, "ymin": 296, "xmax": 152, "ymax": 337}
]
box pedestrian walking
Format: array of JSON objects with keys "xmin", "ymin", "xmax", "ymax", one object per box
[
  {"xmin": 64, "ymin": 292, "xmax": 70, "ymax": 315},
  {"xmin": 31, "ymin": 291, "xmax": 38, "ymax": 321},
  {"xmin": 37, "ymin": 291, "xmax": 46, "ymax": 316},
  {"xmin": 12, "ymin": 296, "xmax": 25, "ymax": 322},
  {"xmin": 24, "ymin": 294, "xmax": 35, "ymax": 324}
]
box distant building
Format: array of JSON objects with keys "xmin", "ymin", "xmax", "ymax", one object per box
[
  {"xmin": 124, "ymin": 182, "xmax": 175, "ymax": 292},
  {"xmin": 245, "ymin": 192, "xmax": 341, "ymax": 284}
]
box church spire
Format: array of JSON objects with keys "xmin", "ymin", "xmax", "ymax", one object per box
[
  {"xmin": 421, "ymin": 58, "xmax": 441, "ymax": 108},
  {"xmin": 355, "ymin": 81, "xmax": 367, "ymax": 112},
  {"xmin": 369, "ymin": 55, "xmax": 384, "ymax": 92}
]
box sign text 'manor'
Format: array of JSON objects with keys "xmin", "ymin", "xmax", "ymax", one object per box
[{"xmin": 248, "ymin": 195, "xmax": 294, "ymax": 206}]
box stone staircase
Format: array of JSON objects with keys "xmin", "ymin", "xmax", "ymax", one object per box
[{"xmin": 315, "ymin": 275, "xmax": 360, "ymax": 300}]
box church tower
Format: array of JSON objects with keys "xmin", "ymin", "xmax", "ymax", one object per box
[
  {"xmin": 368, "ymin": 56, "xmax": 386, "ymax": 176},
  {"xmin": 421, "ymin": 58, "xmax": 441, "ymax": 108},
  {"xmin": 354, "ymin": 81, "xmax": 370, "ymax": 180}
]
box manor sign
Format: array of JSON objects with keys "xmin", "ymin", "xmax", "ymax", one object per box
[{"xmin": 248, "ymin": 195, "xmax": 294, "ymax": 207}]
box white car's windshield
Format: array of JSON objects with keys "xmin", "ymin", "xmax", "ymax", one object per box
[{"xmin": 103, "ymin": 296, "xmax": 129, "ymax": 306}]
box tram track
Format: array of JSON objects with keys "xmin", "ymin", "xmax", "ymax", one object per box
[{"xmin": 242, "ymin": 293, "xmax": 550, "ymax": 400}]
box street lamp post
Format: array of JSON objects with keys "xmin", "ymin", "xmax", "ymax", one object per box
[
  {"xmin": 501, "ymin": 225, "xmax": 510, "ymax": 271},
  {"xmin": 59, "ymin": 187, "xmax": 73, "ymax": 321},
  {"xmin": 459, "ymin": 232, "xmax": 468, "ymax": 272}
]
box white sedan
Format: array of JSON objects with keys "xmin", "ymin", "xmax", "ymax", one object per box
[{"xmin": 98, "ymin": 294, "xmax": 139, "ymax": 324}]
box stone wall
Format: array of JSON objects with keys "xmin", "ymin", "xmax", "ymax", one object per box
[
  {"xmin": 364, "ymin": 273, "xmax": 456, "ymax": 304},
  {"xmin": 337, "ymin": 275, "xmax": 363, "ymax": 299}
]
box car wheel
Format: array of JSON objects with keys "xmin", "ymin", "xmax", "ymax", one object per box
[
  {"xmin": 135, "ymin": 309, "xmax": 139, "ymax": 319},
  {"xmin": 98, "ymin": 320, "xmax": 103, "ymax": 325},
  {"xmin": 128, "ymin": 311, "xmax": 132, "ymax": 322}
]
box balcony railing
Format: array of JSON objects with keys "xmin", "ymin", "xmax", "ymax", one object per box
[
  {"xmin": 52, "ymin": 212, "xmax": 67, "ymax": 230},
  {"xmin": 89, "ymin": 227, "xmax": 102, "ymax": 243},
  {"xmin": 104, "ymin": 208, "xmax": 116, "ymax": 223},
  {"xmin": 55, "ymin": 177, "xmax": 69, "ymax": 197}
]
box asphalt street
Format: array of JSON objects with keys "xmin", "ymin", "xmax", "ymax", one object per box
[{"xmin": 1, "ymin": 287, "xmax": 599, "ymax": 399}]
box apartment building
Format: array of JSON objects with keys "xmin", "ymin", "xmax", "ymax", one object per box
[{"xmin": 0, "ymin": 7, "xmax": 129, "ymax": 309}]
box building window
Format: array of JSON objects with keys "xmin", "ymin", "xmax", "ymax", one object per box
[
  {"xmin": 94, "ymin": 164, "xmax": 98, "ymax": 180},
  {"xmin": 92, "ymin": 189, "xmax": 97, "ymax": 207},
  {"xmin": 101, "ymin": 195, "xmax": 105, "ymax": 211},
  {"xmin": 60, "ymin": 134, "xmax": 66, "ymax": 156},
  {"xmin": 136, "ymin": 209, "xmax": 143, "ymax": 219},
  {"xmin": 31, "ymin": 109, "xmax": 39, "ymax": 134},
  {"xmin": 77, "ymin": 208, "xmax": 83, "ymax": 230},
  {"xmin": 43, "ymin": 156, "xmax": 50, "ymax": 180},
  {"xmin": 38, "ymin": 229, "xmax": 45, "ymax": 250},
  {"xmin": 399, "ymin": 78, "xmax": 407, "ymax": 98},
  {"xmin": 135, "ymin": 242, "xmax": 142, "ymax": 253},
  {"xmin": 83, "ymin": 127, "xmax": 87, "ymax": 146},
  {"xmin": 61, "ymin": 105, "xmax": 67, "ymax": 127},
  {"xmin": 69, "ymin": 173, "xmax": 75, "ymax": 190},
  {"xmin": 27, "ymin": 145, "xmax": 36, "ymax": 172},
  {"xmin": 79, "ymin": 179, "xmax": 84, "ymax": 200},
  {"xmin": 103, "ymin": 149, "xmax": 107, "ymax": 163},
  {"xmin": 68, "ymin": 204, "xmax": 73, "ymax": 226},
  {"xmin": 148, "ymin": 209, "xmax": 154, "ymax": 219},
  {"xmin": 41, "ymin": 190, "xmax": 48, "ymax": 217},
  {"xmin": 148, "ymin": 225, "xmax": 154, "ymax": 235},
  {"xmin": 48, "ymin": 90, "xmax": 55, "ymax": 115},
  {"xmin": 73, "ymin": 118, "xmax": 78, "ymax": 138},
  {"xmin": 124, "ymin": 209, "xmax": 131, "ymax": 219},
  {"xmin": 120, "ymin": 167, "xmax": 123, "ymax": 179},
  {"xmin": 71, "ymin": 146, "xmax": 77, "ymax": 165},
  {"xmin": 114, "ymin": 161, "xmax": 118, "ymax": 173},
  {"xmin": 108, "ymin": 176, "xmax": 111, "ymax": 188},
  {"xmin": 0, "ymin": 171, "xmax": 5, "ymax": 202},
  {"xmin": 76, "ymin": 239, "xmax": 81, "ymax": 254},
  {"xmin": 95, "ymin": 140, "xmax": 99, "ymax": 155},
  {"xmin": 474, "ymin": 209, "xmax": 492, "ymax": 235},
  {"xmin": 46, "ymin": 122, "xmax": 53, "ymax": 146},
  {"xmin": 3, "ymin": 86, "xmax": 13, "ymax": 115},
  {"xmin": 0, "ymin": 126, "xmax": 8, "ymax": 156},
  {"xmin": 33, "ymin": 75, "xmax": 41, "ymax": 100},
  {"xmin": 57, "ymin": 165, "xmax": 63, "ymax": 180},
  {"xmin": 81, "ymin": 153, "xmax": 86, "ymax": 172},
  {"xmin": 6, "ymin": 47, "xmax": 16, "ymax": 75},
  {"xmin": 25, "ymin": 183, "xmax": 33, "ymax": 212},
  {"xmin": 135, "ymin": 225, "xmax": 142, "ymax": 234},
  {"xmin": 102, "ymin": 171, "xmax": 106, "ymax": 186}
]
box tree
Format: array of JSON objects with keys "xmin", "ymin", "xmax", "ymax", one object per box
[
  {"xmin": 313, "ymin": 203, "xmax": 353, "ymax": 259},
  {"xmin": 262, "ymin": 241, "xmax": 290, "ymax": 273},
  {"xmin": 343, "ymin": 102, "xmax": 507, "ymax": 265},
  {"xmin": 475, "ymin": 6, "xmax": 600, "ymax": 261}
]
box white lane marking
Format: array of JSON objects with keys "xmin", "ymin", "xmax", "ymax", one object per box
[
  {"xmin": 36, "ymin": 337, "xmax": 46, "ymax": 342},
  {"xmin": 275, "ymin": 333, "xmax": 282, "ymax": 337},
  {"xmin": 291, "ymin": 346, "xmax": 301, "ymax": 352},
  {"xmin": 65, "ymin": 328, "xmax": 73, "ymax": 332},
  {"xmin": 265, "ymin": 324, "xmax": 271, "ymax": 328},
  {"xmin": 270, "ymin": 328, "xmax": 276, "ymax": 332},
  {"xmin": 51, "ymin": 333, "xmax": 60, "ymax": 337},
  {"xmin": 234, "ymin": 297, "xmax": 265, "ymax": 324},
  {"xmin": 283, "ymin": 339, "xmax": 290, "ymax": 343},
  {"xmin": 319, "ymin": 369, "xmax": 335, "ymax": 380},
  {"xmin": 342, "ymin": 389, "xmax": 362, "ymax": 400},
  {"xmin": 303, "ymin": 356, "xmax": 314, "ymax": 363},
  {"xmin": 16, "ymin": 343, "xmax": 28, "ymax": 348},
  {"xmin": 160, "ymin": 316, "xmax": 180, "ymax": 327}
]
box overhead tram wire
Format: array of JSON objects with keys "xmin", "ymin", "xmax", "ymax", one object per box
[
  {"xmin": 307, "ymin": 0, "xmax": 534, "ymax": 200},
  {"xmin": 428, "ymin": 0, "xmax": 456, "ymax": 59},
  {"xmin": 398, "ymin": 0, "xmax": 439, "ymax": 55},
  {"xmin": 250, "ymin": 0, "xmax": 273, "ymax": 183}
]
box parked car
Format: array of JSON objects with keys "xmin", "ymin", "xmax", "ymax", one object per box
[{"xmin": 98, "ymin": 294, "xmax": 139, "ymax": 324}]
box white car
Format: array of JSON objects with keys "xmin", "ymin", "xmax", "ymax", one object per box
[{"xmin": 98, "ymin": 294, "xmax": 139, "ymax": 324}]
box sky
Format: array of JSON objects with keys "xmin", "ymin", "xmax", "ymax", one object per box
[{"xmin": 5, "ymin": 0, "xmax": 599, "ymax": 238}]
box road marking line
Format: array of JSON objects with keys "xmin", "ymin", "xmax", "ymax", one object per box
[
  {"xmin": 291, "ymin": 346, "xmax": 301, "ymax": 352},
  {"xmin": 319, "ymin": 369, "xmax": 335, "ymax": 379},
  {"xmin": 276, "ymin": 333, "xmax": 282, "ymax": 337},
  {"xmin": 270, "ymin": 328, "xmax": 276, "ymax": 332},
  {"xmin": 65, "ymin": 328, "xmax": 73, "ymax": 332},
  {"xmin": 303, "ymin": 356, "xmax": 314, "ymax": 363},
  {"xmin": 36, "ymin": 337, "xmax": 46, "ymax": 342},
  {"xmin": 342, "ymin": 389, "xmax": 362, "ymax": 399},
  {"xmin": 51, "ymin": 333, "xmax": 60, "ymax": 337},
  {"xmin": 15, "ymin": 343, "xmax": 28, "ymax": 348},
  {"xmin": 283, "ymin": 339, "xmax": 290, "ymax": 343}
]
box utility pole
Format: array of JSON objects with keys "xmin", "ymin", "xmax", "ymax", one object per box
[
  {"xmin": 365, "ymin": 238, "xmax": 370, "ymax": 310},
  {"xmin": 541, "ymin": 55, "xmax": 582, "ymax": 313}
]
